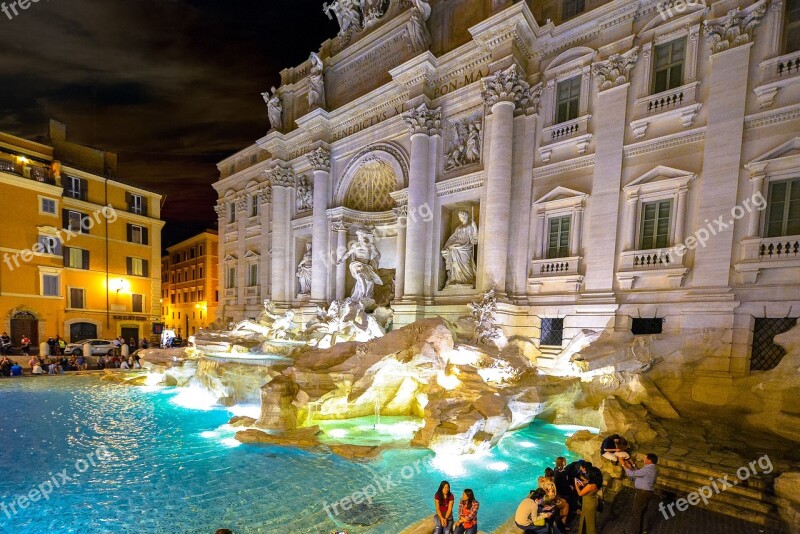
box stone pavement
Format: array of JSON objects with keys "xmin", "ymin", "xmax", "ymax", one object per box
[{"xmin": 596, "ymin": 487, "xmax": 787, "ymax": 534}]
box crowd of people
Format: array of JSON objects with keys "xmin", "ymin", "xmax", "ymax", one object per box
[{"xmin": 430, "ymin": 434, "xmax": 659, "ymax": 534}]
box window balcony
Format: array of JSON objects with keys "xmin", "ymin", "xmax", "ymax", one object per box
[
  {"xmin": 0, "ymin": 158, "xmax": 56, "ymax": 185},
  {"xmin": 735, "ymin": 235, "xmax": 800, "ymax": 284},
  {"xmin": 539, "ymin": 115, "xmax": 591, "ymax": 163},
  {"xmin": 245, "ymin": 286, "xmax": 260, "ymax": 297},
  {"xmin": 616, "ymin": 247, "xmax": 689, "ymax": 290},
  {"xmin": 528, "ymin": 256, "xmax": 583, "ymax": 293},
  {"xmin": 630, "ymin": 82, "xmax": 701, "ymax": 139},
  {"xmin": 754, "ymin": 50, "xmax": 800, "ymax": 108}
]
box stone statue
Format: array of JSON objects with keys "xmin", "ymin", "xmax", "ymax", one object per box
[
  {"xmin": 308, "ymin": 52, "xmax": 327, "ymax": 110},
  {"xmin": 323, "ymin": 0, "xmax": 362, "ymax": 35},
  {"xmin": 442, "ymin": 210, "xmax": 478, "ymax": 287},
  {"xmin": 337, "ymin": 229, "xmax": 383, "ymax": 304},
  {"xmin": 296, "ymin": 243, "xmax": 312, "ymax": 295},
  {"xmin": 468, "ymin": 289, "xmax": 506, "ymax": 348},
  {"xmin": 445, "ymin": 117, "xmax": 482, "ymax": 171},
  {"xmin": 262, "ymin": 86, "xmax": 282, "ymax": 131},
  {"xmin": 407, "ymin": 6, "xmax": 431, "ymax": 51},
  {"xmin": 411, "ymin": 0, "xmax": 431, "ymax": 20},
  {"xmin": 465, "ymin": 121, "xmax": 482, "ymax": 163}
]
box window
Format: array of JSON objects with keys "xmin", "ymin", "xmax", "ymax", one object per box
[
  {"xmin": 228, "ymin": 203, "xmax": 236, "ymax": 224},
  {"xmin": 541, "ymin": 318, "xmax": 564, "ymax": 346},
  {"xmin": 65, "ymin": 176, "xmax": 87, "ymax": 200},
  {"xmin": 171, "ymin": 294, "xmax": 176, "ymax": 304},
  {"xmin": 251, "ymin": 195, "xmax": 259, "ymax": 217},
  {"xmin": 786, "ymin": 0, "xmax": 800, "ymax": 52},
  {"xmin": 64, "ymin": 247, "xmax": 89, "ymax": 269},
  {"xmin": 69, "ymin": 288, "xmax": 86, "ymax": 309},
  {"xmin": 751, "ymin": 318, "xmax": 798, "ymax": 371},
  {"xmin": 640, "ymin": 200, "xmax": 672, "ymax": 250},
  {"xmin": 765, "ymin": 178, "xmax": 800, "ymax": 238},
  {"xmin": 132, "ymin": 294, "xmax": 144, "ymax": 313},
  {"xmin": 40, "ymin": 197, "xmax": 56, "ymax": 215},
  {"xmin": 190, "ymin": 248, "xmax": 195, "ymax": 259},
  {"xmin": 127, "ymin": 257, "xmax": 149, "ymax": 277},
  {"xmin": 547, "ymin": 216, "xmax": 571, "ymax": 259},
  {"xmin": 63, "ymin": 209, "xmax": 88, "ymax": 233},
  {"xmin": 562, "ymin": 0, "xmax": 584, "ymax": 20},
  {"xmin": 632, "ymin": 318, "xmax": 664, "ymax": 335},
  {"xmin": 127, "ymin": 193, "xmax": 146, "ymax": 216},
  {"xmin": 556, "ymin": 76, "xmax": 581, "ymax": 124},
  {"xmin": 199, "ymin": 244, "xmax": 204, "ymax": 256},
  {"xmin": 42, "ymin": 274, "xmax": 60, "ymax": 296},
  {"xmin": 173, "ymin": 254, "xmax": 180, "ymax": 263},
  {"xmin": 37, "ymin": 235, "xmax": 61, "ymax": 256},
  {"xmin": 199, "ymin": 265, "xmax": 204, "ymax": 278},
  {"xmin": 127, "ymin": 224, "xmax": 148, "ymax": 245},
  {"xmin": 198, "ymin": 289, "xmax": 204, "ymax": 301},
  {"xmin": 653, "ymin": 38, "xmax": 685, "ymax": 94},
  {"xmin": 191, "ymin": 268, "xmax": 195, "ymax": 280},
  {"xmin": 248, "ymin": 263, "xmax": 259, "ymax": 287},
  {"xmin": 190, "ymin": 290, "xmax": 196, "ymax": 301},
  {"xmin": 226, "ymin": 266, "xmax": 236, "ymax": 289}
]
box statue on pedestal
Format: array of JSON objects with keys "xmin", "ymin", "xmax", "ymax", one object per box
[
  {"xmin": 442, "ymin": 210, "xmax": 478, "ymax": 288},
  {"xmin": 337, "ymin": 229, "xmax": 383, "ymax": 305},
  {"xmin": 296, "ymin": 243, "xmax": 312, "ymax": 295},
  {"xmin": 308, "ymin": 52, "xmax": 327, "ymax": 110},
  {"xmin": 262, "ymin": 86, "xmax": 282, "ymax": 131}
]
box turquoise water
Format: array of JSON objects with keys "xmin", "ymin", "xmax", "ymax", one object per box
[{"xmin": 0, "ymin": 376, "xmax": 587, "ymax": 533}]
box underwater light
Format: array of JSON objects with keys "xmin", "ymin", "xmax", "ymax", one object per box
[
  {"xmin": 488, "ymin": 461, "xmax": 509, "ymax": 471},
  {"xmin": 328, "ymin": 428, "xmax": 349, "ymax": 438},
  {"xmin": 519, "ymin": 441, "xmax": 536, "ymax": 448}
]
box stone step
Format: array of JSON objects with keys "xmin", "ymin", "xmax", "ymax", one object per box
[
  {"xmin": 656, "ymin": 456, "xmax": 772, "ymax": 492},
  {"xmin": 654, "ymin": 477, "xmax": 781, "ymax": 528},
  {"xmin": 653, "ymin": 476, "xmax": 774, "ymax": 515},
  {"xmin": 656, "ymin": 464, "xmax": 769, "ymax": 501}
]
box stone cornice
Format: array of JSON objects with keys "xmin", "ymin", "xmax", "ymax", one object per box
[
  {"xmin": 533, "ymin": 154, "xmax": 595, "ymax": 179},
  {"xmin": 744, "ymin": 103, "xmax": 800, "ymax": 130},
  {"xmin": 435, "ymin": 171, "xmax": 484, "ymax": 197},
  {"xmin": 623, "ymin": 128, "xmax": 705, "ymax": 159}
]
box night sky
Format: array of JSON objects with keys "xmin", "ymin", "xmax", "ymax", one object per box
[{"xmin": 1, "ymin": 0, "xmax": 338, "ymax": 247}]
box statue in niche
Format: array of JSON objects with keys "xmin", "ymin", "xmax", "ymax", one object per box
[
  {"xmin": 296, "ymin": 243, "xmax": 312, "ymax": 295},
  {"xmin": 323, "ymin": 0, "xmax": 362, "ymax": 35},
  {"xmin": 307, "ymin": 52, "xmax": 327, "ymax": 110},
  {"xmin": 337, "ymin": 229, "xmax": 383, "ymax": 305},
  {"xmin": 262, "ymin": 86, "xmax": 282, "ymax": 131},
  {"xmin": 296, "ymin": 178, "xmax": 313, "ymax": 212},
  {"xmin": 442, "ymin": 210, "xmax": 479, "ymax": 287}
]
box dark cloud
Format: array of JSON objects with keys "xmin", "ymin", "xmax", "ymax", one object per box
[{"xmin": 0, "ymin": 0, "xmax": 338, "ymax": 247}]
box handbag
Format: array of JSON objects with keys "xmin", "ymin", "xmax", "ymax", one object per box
[{"xmin": 597, "ymin": 497, "xmax": 605, "ymax": 513}]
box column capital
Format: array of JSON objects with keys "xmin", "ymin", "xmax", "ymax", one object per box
[
  {"xmin": 402, "ymin": 103, "xmax": 442, "ymax": 136},
  {"xmin": 331, "ymin": 220, "xmax": 350, "ymax": 233},
  {"xmin": 392, "ymin": 205, "xmax": 408, "ymax": 217},
  {"xmin": 258, "ymin": 185, "xmax": 272, "ymax": 204},
  {"xmin": 703, "ymin": 0, "xmax": 767, "ymax": 54},
  {"xmin": 266, "ymin": 165, "xmax": 295, "ymax": 188},
  {"xmin": 235, "ymin": 194, "xmax": 249, "ymax": 212},
  {"xmin": 213, "ymin": 202, "xmax": 226, "ymax": 218},
  {"xmin": 517, "ymin": 82, "xmax": 543, "ymax": 115},
  {"xmin": 481, "ymin": 64, "xmax": 530, "ymax": 110},
  {"xmin": 306, "ymin": 147, "xmax": 331, "ymax": 171},
  {"xmin": 592, "ymin": 47, "xmax": 639, "ymax": 93}
]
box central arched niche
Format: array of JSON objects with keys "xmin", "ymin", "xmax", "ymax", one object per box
[
  {"xmin": 343, "ymin": 158, "xmax": 398, "ymax": 212},
  {"xmin": 334, "ymin": 142, "xmax": 409, "ymax": 211}
]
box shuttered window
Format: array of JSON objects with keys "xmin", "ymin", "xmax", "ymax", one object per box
[
  {"xmin": 766, "ymin": 178, "xmax": 800, "ymax": 238},
  {"xmin": 653, "ymin": 38, "xmax": 685, "ymax": 94},
  {"xmin": 640, "ymin": 200, "xmax": 672, "ymax": 250},
  {"xmin": 547, "ymin": 215, "xmax": 572, "ymax": 259}
]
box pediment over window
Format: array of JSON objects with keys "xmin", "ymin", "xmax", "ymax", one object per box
[
  {"xmin": 243, "ymin": 250, "xmax": 261, "ymax": 260},
  {"xmin": 544, "ymin": 47, "xmax": 596, "ymax": 75},
  {"xmin": 746, "ymin": 138, "xmax": 800, "ymax": 174},
  {"xmin": 624, "ymin": 165, "xmax": 696, "ymax": 197},
  {"xmin": 223, "ymin": 254, "xmax": 238, "ymax": 262},
  {"xmin": 534, "ymin": 186, "xmax": 588, "ymax": 209},
  {"xmin": 639, "ymin": 5, "xmax": 705, "ymax": 38}
]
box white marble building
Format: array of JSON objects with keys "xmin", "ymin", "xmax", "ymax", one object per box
[{"xmin": 213, "ymin": 0, "xmax": 800, "ymax": 402}]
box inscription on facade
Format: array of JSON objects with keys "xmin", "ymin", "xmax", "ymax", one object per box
[
  {"xmin": 333, "ymin": 104, "xmax": 405, "ymax": 142},
  {"xmin": 433, "ymin": 67, "xmax": 489, "ymax": 98}
]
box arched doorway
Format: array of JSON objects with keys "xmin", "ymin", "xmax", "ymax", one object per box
[
  {"xmin": 10, "ymin": 311, "xmax": 38, "ymax": 348},
  {"xmin": 70, "ymin": 322, "xmax": 98, "ymax": 343}
]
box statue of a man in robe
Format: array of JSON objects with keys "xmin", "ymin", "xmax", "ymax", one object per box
[
  {"xmin": 442, "ymin": 210, "xmax": 478, "ymax": 287},
  {"xmin": 337, "ymin": 230, "xmax": 383, "ymax": 304}
]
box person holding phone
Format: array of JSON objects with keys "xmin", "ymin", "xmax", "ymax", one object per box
[{"xmin": 515, "ymin": 488, "xmax": 554, "ymax": 533}]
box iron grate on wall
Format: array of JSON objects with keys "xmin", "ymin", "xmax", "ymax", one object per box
[
  {"xmin": 541, "ymin": 318, "xmax": 564, "ymax": 347},
  {"xmin": 750, "ymin": 318, "xmax": 798, "ymax": 371},
  {"xmin": 632, "ymin": 318, "xmax": 664, "ymax": 335}
]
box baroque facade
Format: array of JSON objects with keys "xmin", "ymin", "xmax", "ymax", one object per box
[{"xmin": 213, "ymin": 0, "xmax": 800, "ymax": 404}]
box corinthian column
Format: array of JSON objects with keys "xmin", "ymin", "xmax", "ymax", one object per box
[
  {"xmin": 480, "ymin": 65, "xmax": 529, "ymax": 294},
  {"xmin": 401, "ymin": 102, "xmax": 441, "ymax": 300},
  {"xmin": 307, "ymin": 148, "xmax": 331, "ymax": 302},
  {"xmin": 267, "ymin": 166, "xmax": 294, "ymax": 303}
]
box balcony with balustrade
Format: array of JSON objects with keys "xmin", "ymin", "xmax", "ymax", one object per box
[
  {"xmin": 616, "ymin": 246, "xmax": 689, "ymax": 290},
  {"xmin": 754, "ymin": 49, "xmax": 800, "ymax": 108},
  {"xmin": 528, "ymin": 256, "xmax": 583, "ymax": 293},
  {"xmin": 539, "ymin": 115, "xmax": 592, "ymax": 164},
  {"xmin": 0, "ymin": 154, "xmax": 57, "ymax": 185},
  {"xmin": 629, "ymin": 81, "xmax": 702, "ymax": 139},
  {"xmin": 735, "ymin": 235, "xmax": 800, "ymax": 284}
]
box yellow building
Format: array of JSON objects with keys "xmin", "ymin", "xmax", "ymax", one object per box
[
  {"xmin": 0, "ymin": 121, "xmax": 164, "ymax": 350},
  {"xmin": 160, "ymin": 230, "xmax": 219, "ymax": 338}
]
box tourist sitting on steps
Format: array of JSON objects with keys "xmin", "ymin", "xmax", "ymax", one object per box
[
  {"xmin": 600, "ymin": 433, "xmax": 633, "ymax": 468},
  {"xmin": 453, "ymin": 489, "xmax": 479, "ymax": 534},
  {"xmin": 31, "ymin": 362, "xmax": 44, "ymax": 375},
  {"xmin": 10, "ymin": 362, "xmax": 22, "ymax": 376},
  {"xmin": 515, "ymin": 488, "xmax": 554, "ymax": 533},
  {"xmin": 433, "ymin": 480, "xmax": 454, "ymax": 534}
]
